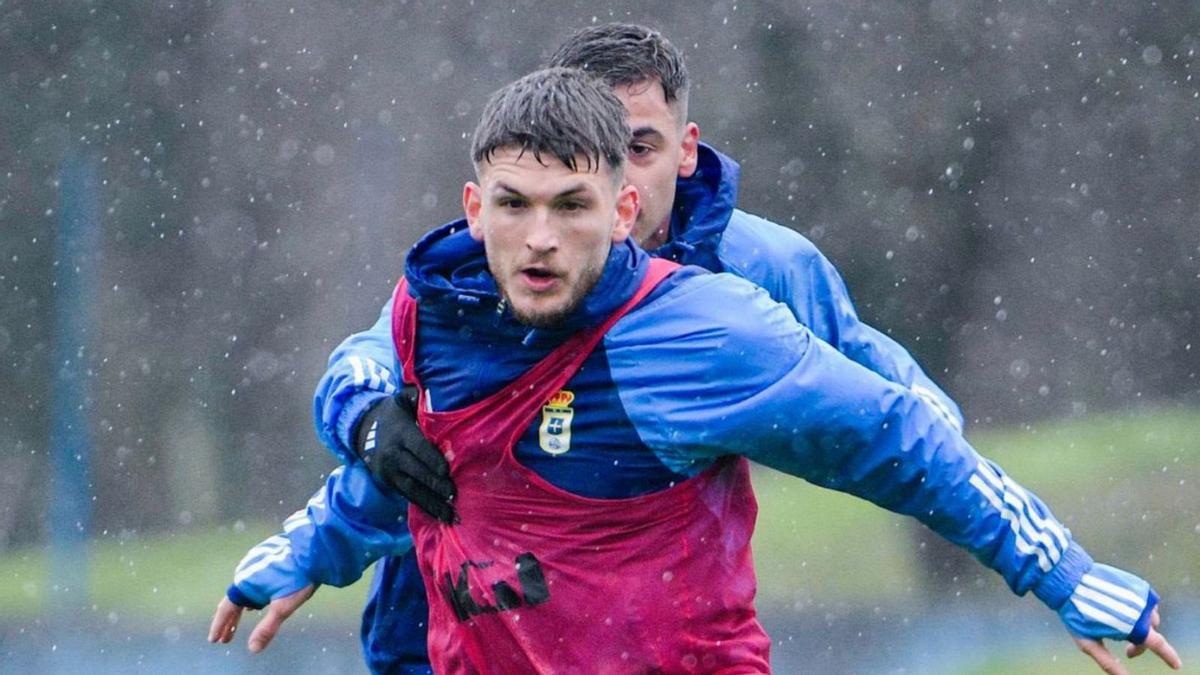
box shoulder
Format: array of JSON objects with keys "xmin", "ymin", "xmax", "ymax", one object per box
[
  {"xmin": 718, "ymin": 210, "xmax": 827, "ymax": 283},
  {"xmin": 601, "ymin": 268, "xmax": 814, "ymax": 457},
  {"xmin": 606, "ymin": 268, "xmax": 808, "ymax": 363}
]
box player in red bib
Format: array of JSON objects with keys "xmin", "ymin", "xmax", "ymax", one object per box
[{"xmin": 213, "ymin": 68, "xmax": 1180, "ymax": 675}]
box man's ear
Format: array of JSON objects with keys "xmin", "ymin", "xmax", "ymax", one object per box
[
  {"xmin": 678, "ymin": 122, "xmax": 701, "ymax": 178},
  {"xmin": 463, "ymin": 182, "xmax": 484, "ymax": 241},
  {"xmin": 612, "ymin": 184, "xmax": 639, "ymax": 243}
]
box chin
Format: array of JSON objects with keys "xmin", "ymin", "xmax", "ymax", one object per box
[{"xmin": 511, "ymin": 299, "xmax": 572, "ymax": 329}]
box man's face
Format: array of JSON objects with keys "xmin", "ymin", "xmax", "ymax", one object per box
[
  {"xmin": 612, "ymin": 80, "xmax": 700, "ymax": 248},
  {"xmin": 464, "ymin": 148, "xmax": 638, "ymax": 327}
]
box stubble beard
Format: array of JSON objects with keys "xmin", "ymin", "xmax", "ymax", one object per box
[{"xmin": 495, "ymin": 257, "xmax": 607, "ymax": 329}]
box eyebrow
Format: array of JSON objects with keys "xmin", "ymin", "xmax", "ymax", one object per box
[
  {"xmin": 631, "ymin": 126, "xmax": 666, "ymax": 142},
  {"xmin": 493, "ymin": 182, "xmax": 591, "ymax": 199}
]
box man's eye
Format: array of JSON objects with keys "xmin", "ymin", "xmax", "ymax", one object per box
[
  {"xmin": 559, "ymin": 201, "xmax": 585, "ymax": 212},
  {"xmin": 629, "ymin": 144, "xmax": 653, "ymax": 157},
  {"xmin": 499, "ymin": 198, "xmax": 526, "ymax": 209}
]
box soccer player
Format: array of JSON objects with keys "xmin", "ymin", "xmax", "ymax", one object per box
[
  {"xmin": 211, "ymin": 67, "xmax": 1179, "ymax": 675},
  {"xmin": 318, "ymin": 25, "xmax": 968, "ymax": 672}
]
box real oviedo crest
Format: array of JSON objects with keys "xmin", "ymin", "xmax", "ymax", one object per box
[{"xmin": 538, "ymin": 390, "xmax": 575, "ymax": 455}]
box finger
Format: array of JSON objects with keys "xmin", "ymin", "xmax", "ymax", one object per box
[
  {"xmin": 1151, "ymin": 606, "xmax": 1160, "ymax": 629},
  {"xmin": 207, "ymin": 597, "xmax": 244, "ymax": 644},
  {"xmin": 247, "ymin": 604, "xmax": 287, "ymax": 653},
  {"xmin": 1141, "ymin": 630, "xmax": 1183, "ymax": 670},
  {"xmin": 382, "ymin": 449, "xmax": 455, "ymax": 502},
  {"xmin": 1075, "ymin": 637, "xmax": 1129, "ymax": 675},
  {"xmin": 389, "ymin": 471, "xmax": 458, "ymax": 523},
  {"xmin": 246, "ymin": 585, "xmax": 315, "ymax": 653},
  {"xmin": 399, "ymin": 386, "xmax": 420, "ymax": 412},
  {"xmin": 395, "ymin": 421, "xmax": 452, "ymax": 482},
  {"xmin": 408, "ymin": 436, "xmax": 453, "ymax": 481}
]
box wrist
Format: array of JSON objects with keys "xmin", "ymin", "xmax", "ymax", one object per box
[
  {"xmin": 226, "ymin": 584, "xmax": 266, "ymax": 610},
  {"xmin": 1033, "ymin": 541, "xmax": 1093, "ymax": 610},
  {"xmin": 1057, "ymin": 562, "xmax": 1156, "ymax": 643},
  {"xmin": 343, "ymin": 392, "xmax": 389, "ymax": 462}
]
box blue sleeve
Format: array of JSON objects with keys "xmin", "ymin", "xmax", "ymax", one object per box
[
  {"xmin": 314, "ymin": 298, "xmax": 400, "ymax": 462},
  {"xmin": 226, "ymin": 466, "xmax": 413, "ymax": 608},
  {"xmin": 719, "ymin": 213, "xmax": 964, "ymax": 431},
  {"xmin": 611, "ymin": 274, "xmax": 1086, "ymax": 609}
]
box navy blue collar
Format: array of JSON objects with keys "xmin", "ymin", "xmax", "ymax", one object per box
[
  {"xmin": 405, "ymin": 219, "xmax": 651, "ymax": 339},
  {"xmin": 649, "ymin": 143, "xmax": 740, "ymax": 273}
]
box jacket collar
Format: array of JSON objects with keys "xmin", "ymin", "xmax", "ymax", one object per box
[
  {"xmin": 405, "ymin": 219, "xmax": 650, "ymax": 339},
  {"xmin": 650, "ymin": 142, "xmax": 740, "ymax": 272}
]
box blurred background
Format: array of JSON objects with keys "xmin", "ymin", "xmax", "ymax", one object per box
[{"xmin": 1, "ymin": 1, "xmax": 1197, "ymax": 673}]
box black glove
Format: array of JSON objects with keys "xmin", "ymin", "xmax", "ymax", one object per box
[{"xmin": 354, "ymin": 386, "xmax": 457, "ymax": 523}]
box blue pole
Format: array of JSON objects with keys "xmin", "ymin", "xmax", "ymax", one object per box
[{"xmin": 49, "ymin": 150, "xmax": 100, "ymax": 615}]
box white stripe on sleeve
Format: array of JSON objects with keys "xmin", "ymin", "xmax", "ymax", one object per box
[
  {"xmin": 1081, "ymin": 574, "xmax": 1146, "ymax": 608},
  {"xmin": 234, "ymin": 544, "xmax": 293, "ymax": 586},
  {"xmin": 969, "ymin": 474, "xmax": 1052, "ymax": 571},
  {"xmin": 1075, "ymin": 585, "xmax": 1142, "ymax": 622},
  {"xmin": 1071, "ymin": 597, "xmax": 1135, "ymax": 635}
]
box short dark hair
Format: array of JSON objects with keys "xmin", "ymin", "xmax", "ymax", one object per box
[
  {"xmin": 470, "ymin": 67, "xmax": 630, "ymax": 175},
  {"xmin": 547, "ymin": 23, "xmax": 690, "ymax": 117}
]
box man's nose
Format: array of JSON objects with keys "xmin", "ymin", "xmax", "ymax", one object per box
[{"xmin": 524, "ymin": 208, "xmax": 558, "ymax": 252}]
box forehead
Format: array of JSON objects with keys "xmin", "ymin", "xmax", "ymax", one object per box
[
  {"xmin": 612, "ymin": 79, "xmax": 676, "ymax": 129},
  {"xmin": 478, "ymin": 147, "xmax": 616, "ymax": 191}
]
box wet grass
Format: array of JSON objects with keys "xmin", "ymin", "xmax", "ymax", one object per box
[
  {"xmin": 0, "ymin": 521, "xmax": 370, "ymax": 623},
  {"xmin": 2, "ymin": 407, "xmax": 1196, "ymax": 634}
]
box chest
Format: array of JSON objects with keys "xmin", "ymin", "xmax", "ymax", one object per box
[{"xmin": 413, "ymin": 330, "xmax": 688, "ymax": 499}]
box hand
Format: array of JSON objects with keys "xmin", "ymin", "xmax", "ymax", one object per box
[
  {"xmin": 356, "ymin": 386, "xmax": 457, "ymax": 523},
  {"xmin": 1073, "ymin": 607, "xmax": 1182, "ymax": 675},
  {"xmin": 208, "ymin": 584, "xmax": 316, "ymax": 653}
]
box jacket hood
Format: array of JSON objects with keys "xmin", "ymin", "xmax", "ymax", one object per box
[
  {"xmin": 651, "ymin": 142, "xmax": 740, "ymax": 272},
  {"xmin": 405, "ymin": 219, "xmax": 651, "ymax": 338}
]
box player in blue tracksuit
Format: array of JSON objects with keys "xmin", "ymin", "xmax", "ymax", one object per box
[{"xmin": 210, "ymin": 65, "xmax": 1179, "ymax": 675}]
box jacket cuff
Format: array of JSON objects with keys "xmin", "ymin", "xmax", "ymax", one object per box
[
  {"xmin": 1129, "ymin": 588, "xmax": 1160, "ymax": 644},
  {"xmin": 226, "ymin": 584, "xmax": 266, "ymax": 610},
  {"xmin": 1033, "ymin": 541, "xmax": 1094, "ymax": 610},
  {"xmin": 335, "ymin": 391, "xmax": 389, "ymax": 462}
]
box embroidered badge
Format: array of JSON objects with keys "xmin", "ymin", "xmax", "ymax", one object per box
[{"xmin": 538, "ymin": 390, "xmax": 575, "ymax": 455}]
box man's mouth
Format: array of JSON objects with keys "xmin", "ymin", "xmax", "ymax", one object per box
[{"xmin": 519, "ymin": 266, "xmax": 561, "ymax": 292}]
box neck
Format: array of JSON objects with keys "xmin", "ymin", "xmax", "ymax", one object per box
[{"xmin": 638, "ymin": 219, "xmax": 671, "ymax": 251}]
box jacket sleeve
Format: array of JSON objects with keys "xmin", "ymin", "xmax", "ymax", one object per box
[
  {"xmin": 314, "ymin": 298, "xmax": 400, "ymax": 463},
  {"xmin": 720, "ymin": 215, "xmax": 964, "ymax": 430},
  {"xmin": 225, "ymin": 466, "xmax": 413, "ymax": 609},
  {"xmin": 612, "ymin": 274, "xmax": 1156, "ymax": 640}
]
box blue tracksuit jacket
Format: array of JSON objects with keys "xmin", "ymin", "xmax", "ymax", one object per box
[{"xmin": 229, "ymin": 147, "xmax": 1157, "ymax": 672}]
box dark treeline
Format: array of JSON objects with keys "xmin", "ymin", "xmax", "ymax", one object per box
[{"xmin": 2, "ymin": 1, "xmax": 1197, "ymax": 545}]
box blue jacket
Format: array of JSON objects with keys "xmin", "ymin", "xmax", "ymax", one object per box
[
  {"xmin": 229, "ymin": 147, "xmax": 1157, "ymax": 671},
  {"xmin": 314, "ymin": 145, "xmax": 962, "ymax": 469}
]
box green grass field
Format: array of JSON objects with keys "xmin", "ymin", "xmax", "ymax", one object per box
[
  {"xmin": 2, "ymin": 406, "xmax": 1196, "ymax": 672},
  {"xmin": 752, "ymin": 406, "xmax": 1200, "ymax": 609}
]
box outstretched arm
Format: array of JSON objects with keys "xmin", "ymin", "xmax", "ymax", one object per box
[
  {"xmin": 208, "ymin": 466, "xmax": 413, "ymax": 652},
  {"xmin": 615, "ymin": 274, "xmax": 1178, "ymax": 672}
]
